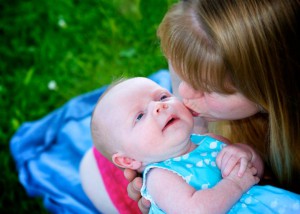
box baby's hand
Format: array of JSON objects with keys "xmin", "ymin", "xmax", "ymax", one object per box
[
  {"xmin": 225, "ymin": 164, "xmax": 260, "ymax": 193},
  {"xmin": 216, "ymin": 143, "xmax": 254, "ymax": 178}
]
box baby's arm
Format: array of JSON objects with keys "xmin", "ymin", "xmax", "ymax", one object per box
[
  {"xmin": 146, "ymin": 164, "xmax": 259, "ymax": 214},
  {"xmin": 215, "ymin": 140, "xmax": 264, "ymax": 178}
]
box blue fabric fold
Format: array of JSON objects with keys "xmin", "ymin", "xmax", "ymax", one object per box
[{"xmin": 10, "ymin": 70, "xmax": 171, "ymax": 214}]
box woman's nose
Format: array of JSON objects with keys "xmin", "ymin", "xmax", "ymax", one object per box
[
  {"xmin": 178, "ymin": 81, "xmax": 203, "ymax": 99},
  {"xmin": 154, "ymin": 102, "xmax": 168, "ymax": 114}
]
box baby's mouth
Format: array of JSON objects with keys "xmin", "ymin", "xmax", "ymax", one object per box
[{"xmin": 162, "ymin": 116, "xmax": 178, "ymax": 131}]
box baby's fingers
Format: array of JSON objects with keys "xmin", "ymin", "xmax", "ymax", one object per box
[
  {"xmin": 237, "ymin": 158, "xmax": 251, "ymax": 177},
  {"xmin": 222, "ymin": 155, "xmax": 239, "ymax": 177},
  {"xmin": 247, "ymin": 166, "xmax": 260, "ymax": 184},
  {"xmin": 250, "ymin": 166, "xmax": 258, "ymax": 176}
]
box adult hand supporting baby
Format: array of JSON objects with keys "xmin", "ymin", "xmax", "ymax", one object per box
[{"xmin": 124, "ymin": 168, "xmax": 150, "ymax": 213}]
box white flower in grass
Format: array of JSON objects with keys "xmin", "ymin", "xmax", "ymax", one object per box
[
  {"xmin": 58, "ymin": 17, "xmax": 67, "ymax": 28},
  {"xmin": 48, "ymin": 80, "xmax": 57, "ymax": 90}
]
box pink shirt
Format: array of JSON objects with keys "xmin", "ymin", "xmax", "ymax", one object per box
[{"xmin": 93, "ymin": 147, "xmax": 140, "ymax": 214}]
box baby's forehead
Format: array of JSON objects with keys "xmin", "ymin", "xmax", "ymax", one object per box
[
  {"xmin": 99, "ymin": 77, "xmax": 161, "ymax": 107},
  {"xmin": 120, "ymin": 77, "xmax": 157, "ymax": 87},
  {"xmin": 94, "ymin": 78, "xmax": 156, "ymax": 121},
  {"xmin": 113, "ymin": 77, "xmax": 160, "ymax": 93}
]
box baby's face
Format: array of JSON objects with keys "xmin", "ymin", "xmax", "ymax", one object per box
[{"xmin": 99, "ymin": 77, "xmax": 194, "ymax": 164}]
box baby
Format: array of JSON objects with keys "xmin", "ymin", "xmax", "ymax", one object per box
[{"xmin": 91, "ymin": 77, "xmax": 300, "ymax": 213}]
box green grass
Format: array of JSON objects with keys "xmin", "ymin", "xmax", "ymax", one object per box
[{"xmin": 0, "ymin": 0, "xmax": 176, "ymax": 212}]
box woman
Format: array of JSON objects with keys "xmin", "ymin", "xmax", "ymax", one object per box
[{"xmin": 126, "ymin": 0, "xmax": 300, "ymax": 212}]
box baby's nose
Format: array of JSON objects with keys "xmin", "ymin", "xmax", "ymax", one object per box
[{"xmin": 154, "ymin": 102, "xmax": 168, "ymax": 114}]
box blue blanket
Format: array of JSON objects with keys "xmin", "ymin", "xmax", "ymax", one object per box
[{"xmin": 10, "ymin": 70, "xmax": 171, "ymax": 214}]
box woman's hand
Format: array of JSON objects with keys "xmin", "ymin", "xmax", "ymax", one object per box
[{"xmin": 124, "ymin": 168, "xmax": 150, "ymax": 213}]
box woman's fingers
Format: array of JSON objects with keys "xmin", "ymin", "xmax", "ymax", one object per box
[
  {"xmin": 124, "ymin": 168, "xmax": 138, "ymax": 182},
  {"xmin": 138, "ymin": 198, "xmax": 151, "ymax": 214},
  {"xmin": 126, "ymin": 177, "xmax": 143, "ymax": 201},
  {"xmin": 124, "ymin": 169, "xmax": 150, "ymax": 213}
]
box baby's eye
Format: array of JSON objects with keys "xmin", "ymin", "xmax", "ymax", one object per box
[
  {"xmin": 136, "ymin": 113, "xmax": 144, "ymax": 122},
  {"xmin": 160, "ymin": 94, "xmax": 169, "ymax": 101}
]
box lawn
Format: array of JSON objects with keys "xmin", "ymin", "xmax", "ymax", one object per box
[{"xmin": 0, "ymin": 0, "xmax": 176, "ymax": 212}]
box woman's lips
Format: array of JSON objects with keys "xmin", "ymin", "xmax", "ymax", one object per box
[
  {"xmin": 182, "ymin": 99, "xmax": 200, "ymax": 117},
  {"xmin": 190, "ymin": 110, "xmax": 200, "ymax": 117},
  {"xmin": 186, "ymin": 107, "xmax": 200, "ymax": 117}
]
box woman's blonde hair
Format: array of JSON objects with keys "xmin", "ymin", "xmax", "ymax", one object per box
[{"xmin": 158, "ymin": 0, "xmax": 300, "ymax": 188}]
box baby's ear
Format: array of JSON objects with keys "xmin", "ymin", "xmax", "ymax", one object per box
[{"xmin": 112, "ymin": 153, "xmax": 142, "ymax": 170}]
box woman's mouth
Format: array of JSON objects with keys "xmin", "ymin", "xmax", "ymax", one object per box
[{"xmin": 186, "ymin": 107, "xmax": 199, "ymax": 117}]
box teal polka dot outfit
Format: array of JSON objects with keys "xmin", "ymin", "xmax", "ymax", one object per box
[{"xmin": 141, "ymin": 134, "xmax": 300, "ymax": 214}]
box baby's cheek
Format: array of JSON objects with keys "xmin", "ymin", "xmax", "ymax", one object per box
[{"xmin": 183, "ymin": 98, "xmax": 203, "ymax": 113}]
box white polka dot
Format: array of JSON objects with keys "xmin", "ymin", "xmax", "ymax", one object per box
[
  {"xmin": 182, "ymin": 154, "xmax": 189, "ymax": 160},
  {"xmin": 196, "ymin": 160, "xmax": 203, "ymax": 167},
  {"xmin": 164, "ymin": 160, "xmax": 172, "ymax": 165},
  {"xmin": 241, "ymin": 203, "xmax": 247, "ymax": 208},
  {"xmin": 186, "ymin": 164, "xmax": 193, "ymax": 168},
  {"xmin": 211, "ymin": 151, "xmax": 218, "ymax": 157},
  {"xmin": 173, "ymin": 157, "xmax": 181, "ymax": 161},
  {"xmin": 204, "ymin": 159, "xmax": 210, "ymax": 165},
  {"xmin": 244, "ymin": 197, "xmax": 252, "ymax": 204},
  {"xmin": 185, "ymin": 174, "xmax": 193, "ymax": 183},
  {"xmin": 211, "ymin": 161, "xmax": 216, "ymax": 167},
  {"xmin": 200, "ymin": 152, "xmax": 207, "ymax": 156},
  {"xmin": 210, "ymin": 141, "xmax": 218, "ymax": 149},
  {"xmin": 201, "ymin": 184, "xmax": 209, "ymax": 189}
]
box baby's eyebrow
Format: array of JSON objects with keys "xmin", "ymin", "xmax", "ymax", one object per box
[
  {"xmin": 127, "ymin": 103, "xmax": 142, "ymax": 126},
  {"xmin": 126, "ymin": 110, "xmax": 136, "ymax": 127},
  {"xmin": 153, "ymin": 88, "xmax": 171, "ymax": 96}
]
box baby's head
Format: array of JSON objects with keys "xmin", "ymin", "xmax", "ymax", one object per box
[{"xmin": 91, "ymin": 77, "xmax": 194, "ymax": 171}]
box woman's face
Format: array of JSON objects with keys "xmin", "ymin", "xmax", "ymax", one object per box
[{"xmin": 178, "ymin": 81, "xmax": 259, "ymax": 121}]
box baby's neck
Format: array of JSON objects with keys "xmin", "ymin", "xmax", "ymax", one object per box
[
  {"xmin": 186, "ymin": 142, "xmax": 197, "ymax": 153},
  {"xmin": 177, "ymin": 139, "xmax": 197, "ymax": 157},
  {"xmin": 137, "ymin": 141, "xmax": 197, "ymax": 173}
]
